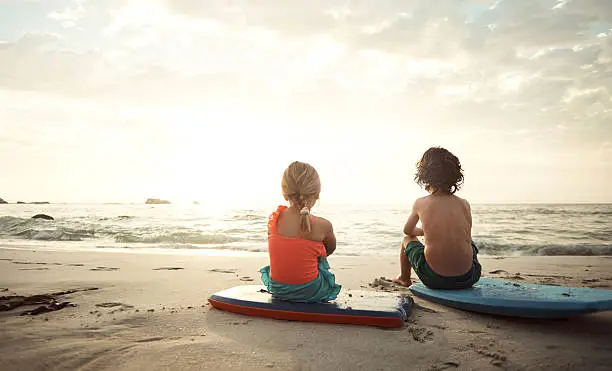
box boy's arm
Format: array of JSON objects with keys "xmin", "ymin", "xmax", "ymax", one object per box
[
  {"xmin": 411, "ymin": 227, "xmax": 424, "ymax": 236},
  {"xmin": 403, "ymin": 200, "xmax": 421, "ymax": 236},
  {"xmin": 322, "ymin": 221, "xmax": 336, "ymax": 256},
  {"xmin": 465, "ymin": 200, "xmax": 472, "ymax": 228}
]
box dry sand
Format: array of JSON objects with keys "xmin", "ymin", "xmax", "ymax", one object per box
[{"xmin": 1, "ymin": 248, "xmax": 611, "ymax": 371}]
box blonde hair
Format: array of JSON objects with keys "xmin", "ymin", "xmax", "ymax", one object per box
[{"xmin": 281, "ymin": 161, "xmax": 321, "ymax": 233}]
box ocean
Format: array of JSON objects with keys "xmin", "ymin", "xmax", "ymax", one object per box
[{"xmin": 0, "ymin": 203, "xmax": 611, "ymax": 256}]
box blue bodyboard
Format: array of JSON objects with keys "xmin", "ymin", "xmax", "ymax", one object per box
[{"xmin": 409, "ymin": 277, "xmax": 612, "ymax": 318}]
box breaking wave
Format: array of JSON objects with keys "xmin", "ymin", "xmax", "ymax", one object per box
[
  {"xmin": 475, "ymin": 240, "xmax": 612, "ymax": 256},
  {"xmin": 0, "ymin": 216, "xmax": 94, "ymax": 241},
  {"xmin": 113, "ymin": 232, "xmax": 238, "ymax": 245}
]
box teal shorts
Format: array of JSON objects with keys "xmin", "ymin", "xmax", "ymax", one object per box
[
  {"xmin": 405, "ymin": 240, "xmax": 481, "ymax": 290},
  {"xmin": 259, "ymin": 257, "xmax": 341, "ymax": 303}
]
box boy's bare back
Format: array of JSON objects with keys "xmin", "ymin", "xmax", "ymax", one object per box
[
  {"xmin": 408, "ymin": 194, "xmax": 473, "ymax": 276},
  {"xmin": 395, "ymin": 146, "xmax": 481, "ymax": 288}
]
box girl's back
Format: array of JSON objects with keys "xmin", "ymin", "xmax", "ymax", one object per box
[
  {"xmin": 275, "ymin": 207, "xmax": 328, "ymax": 241},
  {"xmin": 268, "ymin": 206, "xmax": 327, "ymax": 284}
]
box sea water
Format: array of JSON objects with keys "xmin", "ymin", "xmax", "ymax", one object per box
[{"xmin": 0, "ymin": 203, "xmax": 610, "ymax": 256}]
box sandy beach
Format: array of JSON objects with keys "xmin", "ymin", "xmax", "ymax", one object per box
[{"xmin": 1, "ymin": 248, "xmax": 611, "ymax": 371}]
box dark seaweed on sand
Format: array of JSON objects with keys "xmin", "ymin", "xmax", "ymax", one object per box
[{"xmin": 0, "ymin": 288, "xmax": 98, "ymax": 316}]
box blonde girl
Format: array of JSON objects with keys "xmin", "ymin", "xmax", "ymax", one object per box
[{"xmin": 260, "ymin": 161, "xmax": 341, "ymax": 302}]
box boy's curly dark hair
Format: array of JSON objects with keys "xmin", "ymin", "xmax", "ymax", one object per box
[{"xmin": 415, "ymin": 147, "xmax": 464, "ymax": 194}]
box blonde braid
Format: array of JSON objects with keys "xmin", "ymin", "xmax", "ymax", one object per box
[{"xmin": 299, "ymin": 195, "xmax": 312, "ymax": 233}]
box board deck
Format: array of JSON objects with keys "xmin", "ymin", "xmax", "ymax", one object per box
[
  {"xmin": 409, "ymin": 277, "xmax": 612, "ymax": 318},
  {"xmin": 208, "ymin": 285, "xmax": 413, "ymax": 328}
]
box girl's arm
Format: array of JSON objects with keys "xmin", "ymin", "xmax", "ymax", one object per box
[{"xmin": 322, "ymin": 221, "xmax": 336, "ymax": 256}]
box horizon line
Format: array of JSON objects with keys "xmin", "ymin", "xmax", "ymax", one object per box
[{"xmin": 1, "ymin": 201, "xmax": 611, "ymax": 206}]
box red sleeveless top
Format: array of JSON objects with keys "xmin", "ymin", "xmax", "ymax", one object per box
[{"xmin": 267, "ymin": 205, "xmax": 327, "ymax": 284}]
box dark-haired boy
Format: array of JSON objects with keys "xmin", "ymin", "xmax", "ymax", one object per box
[{"xmin": 393, "ymin": 147, "xmax": 482, "ymax": 289}]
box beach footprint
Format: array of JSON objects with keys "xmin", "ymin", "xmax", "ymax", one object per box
[
  {"xmin": 468, "ymin": 344, "xmax": 508, "ymax": 367},
  {"xmin": 90, "ymin": 267, "xmax": 119, "ymax": 271},
  {"xmin": 135, "ymin": 337, "xmax": 166, "ymax": 343},
  {"xmin": 95, "ymin": 302, "xmax": 134, "ymax": 315},
  {"xmin": 407, "ymin": 326, "xmax": 435, "ymax": 343},
  {"xmin": 413, "ymin": 302, "xmax": 439, "ymax": 314},
  {"xmin": 426, "ymin": 362, "xmax": 460, "ymax": 370},
  {"xmin": 210, "ymin": 268, "xmax": 237, "ymax": 274},
  {"xmin": 153, "ymin": 267, "xmax": 184, "ymax": 271},
  {"xmin": 369, "ymin": 277, "xmax": 412, "ymax": 292},
  {"xmin": 18, "ymin": 267, "xmax": 49, "ymax": 271},
  {"xmin": 95, "ymin": 302, "xmax": 134, "ymax": 309}
]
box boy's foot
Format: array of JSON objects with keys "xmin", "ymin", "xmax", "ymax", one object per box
[{"xmin": 392, "ymin": 276, "xmax": 412, "ymax": 287}]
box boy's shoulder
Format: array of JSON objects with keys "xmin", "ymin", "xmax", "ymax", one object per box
[
  {"xmin": 418, "ymin": 194, "xmax": 471, "ymax": 207},
  {"xmin": 454, "ymin": 195, "xmax": 471, "ymax": 208}
]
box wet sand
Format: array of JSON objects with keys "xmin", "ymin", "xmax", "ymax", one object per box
[{"xmin": 1, "ymin": 248, "xmax": 611, "ymax": 370}]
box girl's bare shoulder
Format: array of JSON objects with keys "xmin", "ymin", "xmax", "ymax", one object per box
[{"xmin": 312, "ymin": 215, "xmax": 333, "ymax": 232}]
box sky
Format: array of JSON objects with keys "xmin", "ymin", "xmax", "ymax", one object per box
[{"xmin": 1, "ymin": 0, "xmax": 611, "ymax": 207}]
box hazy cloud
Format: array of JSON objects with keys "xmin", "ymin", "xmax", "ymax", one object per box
[
  {"xmin": 1, "ymin": 0, "xmax": 611, "ymax": 138},
  {"xmin": 48, "ymin": 0, "xmax": 88, "ymax": 28}
]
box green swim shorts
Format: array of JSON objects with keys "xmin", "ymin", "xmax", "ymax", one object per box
[{"xmin": 404, "ymin": 240, "xmax": 482, "ymax": 290}]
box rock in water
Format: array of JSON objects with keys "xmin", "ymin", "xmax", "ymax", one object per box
[
  {"xmin": 0, "ymin": 197, "xmax": 7, "ymax": 204},
  {"xmin": 32, "ymin": 214, "xmax": 54, "ymax": 220}
]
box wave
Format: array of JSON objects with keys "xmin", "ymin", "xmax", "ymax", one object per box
[
  {"xmin": 475, "ymin": 240, "xmax": 612, "ymax": 256},
  {"xmin": 0, "ymin": 216, "xmax": 238, "ymax": 245},
  {"xmin": 582, "ymin": 230, "xmax": 612, "ymax": 240},
  {"xmin": 15, "ymin": 229, "xmax": 93, "ymax": 241},
  {"xmin": 590, "ymin": 211, "xmax": 612, "ymax": 216},
  {"xmin": 94, "ymin": 244, "xmax": 268, "ymax": 253},
  {"xmin": 228, "ymin": 214, "xmax": 266, "ymax": 222},
  {"xmin": 97, "ymin": 215, "xmax": 136, "ymax": 221},
  {"xmin": 113, "ymin": 232, "xmax": 238, "ymax": 245},
  {"xmin": 0, "ymin": 216, "xmax": 94, "ymax": 241}
]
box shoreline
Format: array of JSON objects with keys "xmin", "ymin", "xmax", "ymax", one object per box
[{"xmin": 3, "ymin": 243, "xmax": 612, "ymax": 259}]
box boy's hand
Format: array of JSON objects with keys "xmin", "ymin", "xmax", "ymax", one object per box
[{"xmin": 410, "ymin": 227, "xmax": 424, "ymax": 237}]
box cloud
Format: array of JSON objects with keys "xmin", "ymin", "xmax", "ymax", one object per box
[
  {"xmin": 48, "ymin": 0, "xmax": 88, "ymax": 28},
  {"xmin": 556, "ymin": 0, "xmax": 612, "ymax": 21},
  {"xmin": 0, "ymin": 33, "xmax": 108, "ymax": 93},
  {"xmin": 0, "ymin": 0, "xmax": 610, "ymax": 140}
]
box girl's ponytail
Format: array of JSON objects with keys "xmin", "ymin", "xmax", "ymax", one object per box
[
  {"xmin": 281, "ymin": 161, "xmax": 321, "ymax": 235},
  {"xmin": 300, "ymin": 204, "xmax": 311, "ymax": 233}
]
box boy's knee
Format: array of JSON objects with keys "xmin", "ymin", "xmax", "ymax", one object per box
[{"xmin": 402, "ymin": 235, "xmax": 418, "ymax": 249}]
